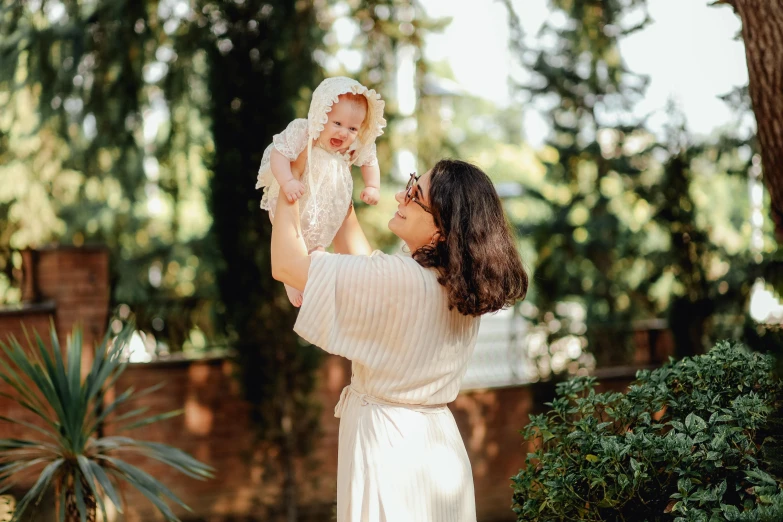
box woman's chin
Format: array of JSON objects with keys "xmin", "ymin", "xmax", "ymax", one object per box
[{"xmin": 388, "ymin": 215, "xmax": 403, "ymax": 236}]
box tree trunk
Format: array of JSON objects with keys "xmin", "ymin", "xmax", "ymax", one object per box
[
  {"xmin": 57, "ymin": 476, "xmax": 97, "ymax": 522},
  {"xmin": 726, "ymin": 0, "xmax": 783, "ymax": 243},
  {"xmin": 281, "ymin": 382, "xmax": 298, "ymax": 522}
]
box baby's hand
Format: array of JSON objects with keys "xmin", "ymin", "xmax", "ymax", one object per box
[
  {"xmin": 282, "ymin": 178, "xmax": 306, "ymax": 202},
  {"xmin": 360, "ymin": 186, "xmax": 380, "ymax": 205}
]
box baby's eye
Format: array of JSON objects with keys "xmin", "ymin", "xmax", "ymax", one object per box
[
  {"xmin": 350, "ymin": 127, "xmax": 358, "ymax": 132},
  {"xmin": 334, "ymin": 121, "xmax": 341, "ymax": 126}
]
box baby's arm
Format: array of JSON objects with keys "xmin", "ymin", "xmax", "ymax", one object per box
[
  {"xmin": 271, "ymin": 148, "xmax": 306, "ymax": 203},
  {"xmin": 359, "ymin": 163, "xmax": 381, "ymax": 205}
]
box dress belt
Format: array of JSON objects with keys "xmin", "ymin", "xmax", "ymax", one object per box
[{"xmin": 333, "ymin": 385, "xmax": 448, "ymax": 418}]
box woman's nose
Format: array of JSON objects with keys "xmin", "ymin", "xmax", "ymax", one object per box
[{"xmin": 394, "ymin": 190, "xmax": 404, "ymax": 203}]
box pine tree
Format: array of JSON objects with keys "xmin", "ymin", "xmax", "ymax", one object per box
[{"xmin": 504, "ymin": 0, "xmax": 654, "ymax": 365}]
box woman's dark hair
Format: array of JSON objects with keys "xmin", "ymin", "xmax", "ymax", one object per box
[{"xmin": 413, "ymin": 159, "xmax": 528, "ymax": 317}]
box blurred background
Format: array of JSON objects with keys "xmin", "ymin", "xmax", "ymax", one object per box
[
  {"xmin": 1, "ymin": 0, "xmax": 782, "ymax": 520},
  {"xmin": 2, "ymin": 0, "xmax": 781, "ymax": 380}
]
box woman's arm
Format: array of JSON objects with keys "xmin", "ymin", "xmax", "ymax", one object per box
[
  {"xmin": 332, "ymin": 204, "xmax": 372, "ymax": 255},
  {"xmin": 271, "ymin": 193, "xmax": 311, "ymax": 291}
]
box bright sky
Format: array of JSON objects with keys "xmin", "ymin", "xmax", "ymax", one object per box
[{"xmin": 421, "ymin": 0, "xmax": 750, "ymax": 146}]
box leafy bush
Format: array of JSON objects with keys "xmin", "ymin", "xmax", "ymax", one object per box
[{"xmin": 512, "ymin": 341, "xmax": 783, "ymax": 522}]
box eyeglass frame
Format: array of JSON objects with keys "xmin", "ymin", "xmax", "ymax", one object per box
[{"xmin": 404, "ymin": 172, "xmax": 432, "ymax": 214}]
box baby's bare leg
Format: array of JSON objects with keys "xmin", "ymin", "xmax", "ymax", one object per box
[
  {"xmin": 284, "ymin": 284, "xmax": 303, "ymax": 308},
  {"xmin": 284, "ymin": 247, "xmax": 323, "ymax": 307},
  {"xmin": 267, "ymin": 210, "xmax": 303, "ymax": 306},
  {"xmin": 271, "ymin": 207, "xmax": 320, "ymax": 307}
]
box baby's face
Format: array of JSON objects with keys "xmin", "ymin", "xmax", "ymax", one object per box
[{"xmin": 317, "ymin": 99, "xmax": 367, "ymax": 154}]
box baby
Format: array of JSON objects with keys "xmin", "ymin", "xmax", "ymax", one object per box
[{"xmin": 257, "ymin": 77, "xmax": 386, "ymax": 306}]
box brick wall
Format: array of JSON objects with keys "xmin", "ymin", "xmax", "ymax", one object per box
[
  {"xmin": 1, "ymin": 344, "xmax": 640, "ymax": 521},
  {"xmin": 101, "ymin": 354, "xmax": 350, "ymax": 522},
  {"xmin": 94, "ymin": 354, "xmax": 639, "ymax": 522}
]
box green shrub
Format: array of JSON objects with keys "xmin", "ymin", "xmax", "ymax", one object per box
[{"xmin": 511, "ymin": 341, "xmax": 783, "ymax": 522}]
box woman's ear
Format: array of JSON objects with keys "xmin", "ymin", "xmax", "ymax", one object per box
[{"xmin": 430, "ymin": 231, "xmax": 445, "ymax": 246}]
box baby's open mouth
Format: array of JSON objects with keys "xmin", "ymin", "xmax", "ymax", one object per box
[{"xmin": 330, "ymin": 138, "xmax": 343, "ymax": 148}]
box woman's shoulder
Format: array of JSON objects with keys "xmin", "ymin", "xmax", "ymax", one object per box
[
  {"xmin": 367, "ymin": 250, "xmax": 441, "ymax": 286},
  {"xmin": 328, "ymin": 249, "xmax": 420, "ymax": 268},
  {"xmin": 318, "ymin": 250, "xmax": 437, "ymax": 281},
  {"xmin": 369, "ymin": 249, "xmax": 426, "ymax": 267}
]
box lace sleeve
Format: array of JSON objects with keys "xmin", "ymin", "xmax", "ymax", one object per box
[
  {"xmin": 273, "ymin": 119, "xmax": 309, "ymax": 161},
  {"xmin": 355, "ymin": 141, "xmax": 378, "ymax": 167}
]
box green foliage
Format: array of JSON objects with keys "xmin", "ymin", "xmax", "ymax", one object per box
[
  {"xmin": 500, "ymin": 0, "xmax": 660, "ymax": 364},
  {"xmin": 637, "ymin": 121, "xmax": 778, "ymax": 360},
  {"xmin": 0, "ymin": 321, "xmax": 213, "ymax": 522},
  {"xmin": 1, "ymin": 0, "xmax": 149, "ymax": 259},
  {"xmin": 502, "ymin": 0, "xmax": 781, "ymax": 365},
  {"xmin": 512, "ymin": 341, "xmax": 783, "ymax": 522},
  {"xmin": 0, "ymin": 0, "xmax": 220, "ymax": 348}
]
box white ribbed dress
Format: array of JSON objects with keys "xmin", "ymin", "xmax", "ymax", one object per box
[{"xmin": 294, "ymin": 250, "xmax": 480, "ymax": 522}]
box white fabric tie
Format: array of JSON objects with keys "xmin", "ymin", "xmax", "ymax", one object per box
[{"xmin": 334, "ymin": 385, "xmax": 448, "ymax": 418}]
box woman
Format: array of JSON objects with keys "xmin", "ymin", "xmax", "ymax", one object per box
[{"xmin": 271, "ymin": 159, "xmax": 528, "ymax": 521}]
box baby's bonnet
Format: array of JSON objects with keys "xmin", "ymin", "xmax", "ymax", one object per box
[{"xmin": 307, "ymin": 76, "xmax": 386, "ymax": 156}]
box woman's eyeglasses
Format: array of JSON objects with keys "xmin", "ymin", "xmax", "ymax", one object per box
[{"xmin": 405, "ymin": 173, "xmax": 432, "ymax": 214}]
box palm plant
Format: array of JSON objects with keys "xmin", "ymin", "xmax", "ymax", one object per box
[{"xmin": 0, "ymin": 322, "xmax": 214, "ymax": 522}]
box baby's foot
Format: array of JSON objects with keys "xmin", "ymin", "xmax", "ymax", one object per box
[{"xmin": 284, "ymin": 284, "xmax": 303, "ymax": 308}]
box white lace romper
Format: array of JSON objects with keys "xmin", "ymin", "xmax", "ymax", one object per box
[
  {"xmin": 256, "ymin": 77, "xmax": 385, "ymax": 251},
  {"xmin": 256, "ymin": 118, "xmax": 378, "ymax": 251}
]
